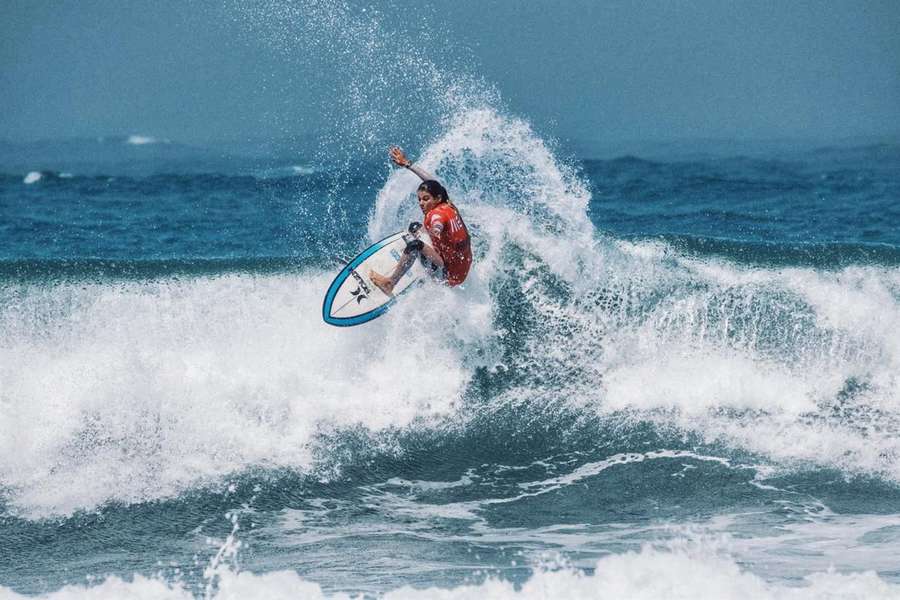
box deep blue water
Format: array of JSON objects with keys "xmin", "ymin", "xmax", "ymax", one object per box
[
  {"xmin": 3, "ymin": 140, "xmax": 898, "ymax": 266},
  {"xmin": 1, "ymin": 131, "xmax": 900, "ymax": 599}
]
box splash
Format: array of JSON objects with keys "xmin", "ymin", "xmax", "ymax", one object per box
[{"xmin": 235, "ymin": 0, "xmax": 499, "ymax": 164}]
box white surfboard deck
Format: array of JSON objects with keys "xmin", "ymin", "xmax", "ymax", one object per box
[{"xmin": 322, "ymin": 231, "xmax": 429, "ymax": 326}]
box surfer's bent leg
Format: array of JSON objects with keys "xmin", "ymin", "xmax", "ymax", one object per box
[
  {"xmin": 370, "ymin": 240, "xmax": 443, "ymax": 295},
  {"xmin": 416, "ymin": 242, "xmax": 447, "ymax": 281}
]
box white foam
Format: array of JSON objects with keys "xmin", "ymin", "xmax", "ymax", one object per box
[
  {"xmin": 23, "ymin": 171, "xmax": 42, "ymax": 184},
  {"xmin": 0, "ymin": 272, "xmax": 474, "ymax": 518},
  {"xmin": 604, "ymin": 349, "xmax": 819, "ymax": 414},
  {"xmin": 590, "ymin": 251, "xmax": 900, "ymax": 479}
]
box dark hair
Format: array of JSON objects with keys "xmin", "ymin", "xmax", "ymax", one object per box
[{"xmin": 417, "ymin": 179, "xmax": 449, "ymax": 202}]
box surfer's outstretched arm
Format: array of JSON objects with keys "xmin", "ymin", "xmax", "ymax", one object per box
[{"xmin": 389, "ymin": 146, "xmax": 434, "ymax": 181}]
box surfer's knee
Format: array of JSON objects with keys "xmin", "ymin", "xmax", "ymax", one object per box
[{"xmin": 404, "ymin": 237, "xmax": 424, "ymax": 255}]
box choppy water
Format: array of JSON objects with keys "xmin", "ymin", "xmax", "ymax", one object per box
[{"xmin": 3, "ymin": 3, "xmax": 900, "ymax": 599}]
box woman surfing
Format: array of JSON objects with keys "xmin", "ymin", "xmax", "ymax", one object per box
[{"xmin": 369, "ymin": 146, "xmax": 473, "ymax": 294}]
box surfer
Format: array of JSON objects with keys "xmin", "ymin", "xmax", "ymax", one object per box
[{"xmin": 369, "ymin": 146, "xmax": 472, "ymax": 294}]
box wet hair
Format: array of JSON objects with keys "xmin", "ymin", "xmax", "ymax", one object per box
[{"xmin": 417, "ymin": 179, "xmax": 449, "ymax": 202}]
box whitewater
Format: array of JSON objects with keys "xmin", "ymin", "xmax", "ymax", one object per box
[{"xmin": 2, "ymin": 1, "xmax": 900, "ymax": 598}]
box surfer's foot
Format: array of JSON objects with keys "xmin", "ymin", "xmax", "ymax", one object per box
[{"xmin": 369, "ymin": 270, "xmax": 395, "ymax": 295}]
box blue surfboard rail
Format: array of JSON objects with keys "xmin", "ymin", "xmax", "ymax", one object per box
[{"xmin": 322, "ymin": 232, "xmax": 405, "ymax": 327}]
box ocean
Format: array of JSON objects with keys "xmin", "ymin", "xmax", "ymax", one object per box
[
  {"xmin": 2, "ymin": 108, "xmax": 900, "ymax": 599},
  {"xmin": 3, "ymin": 3, "xmax": 900, "ymax": 596}
]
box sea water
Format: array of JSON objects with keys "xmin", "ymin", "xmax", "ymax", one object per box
[{"xmin": 3, "ymin": 3, "xmax": 900, "ymax": 599}]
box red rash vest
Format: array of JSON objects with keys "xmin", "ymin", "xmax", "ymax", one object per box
[{"xmin": 424, "ymin": 202, "xmax": 472, "ymax": 286}]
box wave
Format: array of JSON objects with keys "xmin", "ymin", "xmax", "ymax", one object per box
[
  {"xmin": 367, "ymin": 107, "xmax": 900, "ymax": 480},
  {"xmin": 2, "ymin": 107, "xmax": 900, "ymax": 521},
  {"xmin": 4, "ymin": 1, "xmax": 894, "ymax": 595},
  {"xmin": 4, "ymin": 3, "xmax": 900, "ymax": 595},
  {"xmin": 2, "ymin": 536, "xmax": 897, "ymax": 599}
]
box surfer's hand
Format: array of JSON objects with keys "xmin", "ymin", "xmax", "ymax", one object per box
[{"xmin": 389, "ymin": 146, "xmax": 411, "ymax": 168}]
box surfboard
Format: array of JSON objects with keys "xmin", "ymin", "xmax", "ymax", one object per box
[{"xmin": 322, "ymin": 231, "xmax": 429, "ymax": 326}]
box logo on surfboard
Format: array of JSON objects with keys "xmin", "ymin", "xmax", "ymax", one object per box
[{"xmin": 349, "ymin": 269, "xmax": 373, "ymax": 299}]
